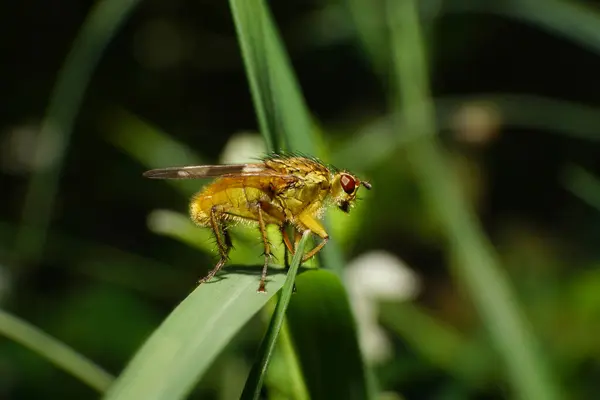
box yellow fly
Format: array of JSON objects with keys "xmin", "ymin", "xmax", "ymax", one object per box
[{"xmin": 143, "ymin": 153, "xmax": 371, "ymax": 292}]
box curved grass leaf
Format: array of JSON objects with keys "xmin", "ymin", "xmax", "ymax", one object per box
[
  {"xmin": 103, "ymin": 267, "xmax": 288, "ymax": 400},
  {"xmin": 241, "ymin": 232, "xmax": 310, "ymax": 400},
  {"xmin": 0, "ymin": 308, "xmax": 114, "ymax": 392},
  {"xmin": 286, "ymin": 269, "xmax": 374, "ymax": 400}
]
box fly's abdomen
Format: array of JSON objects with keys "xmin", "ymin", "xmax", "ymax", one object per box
[{"xmin": 190, "ymin": 181, "xmax": 268, "ymax": 226}]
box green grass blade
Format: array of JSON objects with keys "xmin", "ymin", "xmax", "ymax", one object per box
[
  {"xmin": 0, "ymin": 308, "xmax": 114, "ymax": 392},
  {"xmin": 229, "ymin": 0, "xmax": 279, "ymax": 150},
  {"xmin": 241, "ymin": 232, "xmax": 310, "ymax": 400},
  {"xmin": 263, "ymin": 318, "xmax": 310, "ymax": 400},
  {"xmin": 286, "ymin": 270, "xmax": 375, "ymax": 400},
  {"xmin": 13, "ymin": 0, "xmax": 141, "ymax": 265},
  {"xmin": 229, "ymin": 0, "xmax": 317, "ymax": 154},
  {"xmin": 382, "ymin": 1, "xmax": 561, "ymax": 399},
  {"xmin": 103, "ymin": 268, "xmax": 288, "ymax": 400}
]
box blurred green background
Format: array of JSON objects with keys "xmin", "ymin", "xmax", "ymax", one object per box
[{"xmin": 2, "ymin": 0, "xmax": 600, "ymax": 399}]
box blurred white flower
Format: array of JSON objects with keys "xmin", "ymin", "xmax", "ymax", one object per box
[
  {"xmin": 219, "ymin": 132, "xmax": 266, "ymax": 164},
  {"xmin": 1, "ymin": 122, "xmax": 41, "ymax": 174},
  {"xmin": 344, "ymin": 250, "xmax": 421, "ymax": 364},
  {"xmin": 451, "ymin": 101, "xmax": 501, "ymax": 146}
]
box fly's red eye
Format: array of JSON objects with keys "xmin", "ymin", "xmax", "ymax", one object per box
[{"xmin": 340, "ymin": 174, "xmax": 357, "ymax": 195}]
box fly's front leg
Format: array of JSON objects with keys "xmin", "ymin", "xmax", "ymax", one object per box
[
  {"xmin": 297, "ymin": 213, "xmax": 329, "ymax": 262},
  {"xmin": 302, "ymin": 235, "xmax": 329, "ymax": 262},
  {"xmin": 255, "ymin": 202, "xmax": 273, "ymax": 293},
  {"xmin": 199, "ymin": 205, "xmax": 231, "ymax": 285}
]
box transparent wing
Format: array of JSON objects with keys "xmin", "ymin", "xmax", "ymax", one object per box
[{"xmin": 143, "ymin": 163, "xmax": 280, "ymax": 180}]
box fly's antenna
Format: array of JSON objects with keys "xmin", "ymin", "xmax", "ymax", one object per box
[{"xmin": 362, "ymin": 181, "xmax": 372, "ymax": 190}]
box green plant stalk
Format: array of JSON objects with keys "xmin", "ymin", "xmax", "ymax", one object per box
[
  {"xmin": 241, "ymin": 232, "xmax": 310, "ymax": 400},
  {"xmin": 13, "ymin": 0, "xmax": 142, "ymax": 265},
  {"xmin": 274, "ymin": 321, "xmax": 310, "ymax": 400},
  {"xmin": 262, "ymin": 300, "xmax": 310, "ymax": 400},
  {"xmin": 0, "ymin": 308, "xmax": 114, "ymax": 392},
  {"xmin": 386, "ymin": 1, "xmax": 560, "ymax": 399}
]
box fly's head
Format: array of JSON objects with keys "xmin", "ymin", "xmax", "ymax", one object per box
[{"xmin": 331, "ymin": 172, "xmax": 372, "ymax": 213}]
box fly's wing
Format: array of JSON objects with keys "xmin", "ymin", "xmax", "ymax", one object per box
[
  {"xmin": 142, "ymin": 162, "xmax": 300, "ymax": 183},
  {"xmin": 143, "ymin": 163, "xmax": 265, "ymax": 179}
]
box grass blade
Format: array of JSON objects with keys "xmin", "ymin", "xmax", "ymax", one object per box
[
  {"xmin": 263, "ymin": 318, "xmax": 310, "ymax": 400},
  {"xmin": 229, "ymin": 0, "xmax": 317, "ymax": 154},
  {"xmin": 382, "ymin": 1, "xmax": 561, "ymax": 398},
  {"xmin": 103, "ymin": 268, "xmax": 288, "ymax": 400},
  {"xmin": 13, "ymin": 0, "xmax": 141, "ymax": 265},
  {"xmin": 0, "ymin": 308, "xmax": 114, "ymax": 392},
  {"xmin": 229, "ymin": 0, "xmax": 279, "ymax": 151},
  {"xmin": 240, "ymin": 232, "xmax": 311, "ymax": 400}
]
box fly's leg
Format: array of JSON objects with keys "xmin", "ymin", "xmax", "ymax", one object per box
[
  {"xmin": 301, "ymin": 235, "xmax": 329, "ymax": 262},
  {"xmin": 281, "ymin": 224, "xmax": 295, "ymax": 266},
  {"xmin": 297, "ymin": 213, "xmax": 329, "ymax": 262},
  {"xmin": 199, "ymin": 205, "xmax": 231, "ymax": 285},
  {"xmin": 293, "ymin": 230, "xmax": 302, "ymax": 252},
  {"xmin": 256, "ymin": 202, "xmax": 272, "ymax": 293},
  {"xmin": 280, "ymin": 224, "xmax": 297, "ymax": 293}
]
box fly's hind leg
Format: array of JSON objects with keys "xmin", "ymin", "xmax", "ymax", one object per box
[
  {"xmin": 280, "ymin": 224, "xmax": 297, "ymax": 293},
  {"xmin": 255, "ymin": 202, "xmax": 273, "ymax": 293},
  {"xmin": 199, "ymin": 205, "xmax": 231, "ymax": 285},
  {"xmin": 280, "ymin": 224, "xmax": 295, "ymax": 267}
]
